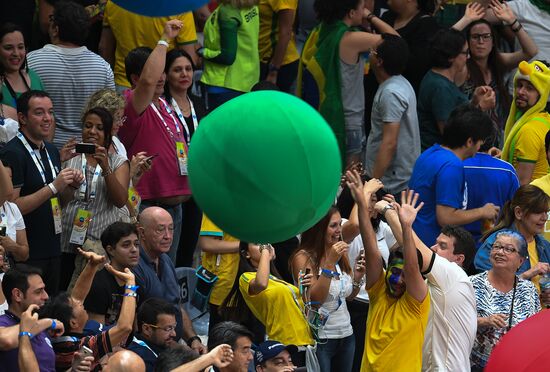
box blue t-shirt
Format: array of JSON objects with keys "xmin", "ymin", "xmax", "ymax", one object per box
[
  {"xmin": 409, "ymin": 144, "xmax": 466, "ymax": 246},
  {"xmin": 463, "ymin": 153, "xmax": 520, "ymax": 246}
]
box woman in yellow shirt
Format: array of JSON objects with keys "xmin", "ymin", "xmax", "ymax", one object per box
[{"xmin": 220, "ymin": 242, "xmax": 314, "ymax": 367}]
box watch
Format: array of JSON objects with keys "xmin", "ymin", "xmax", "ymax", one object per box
[{"xmin": 381, "ymin": 204, "xmax": 395, "ymax": 217}]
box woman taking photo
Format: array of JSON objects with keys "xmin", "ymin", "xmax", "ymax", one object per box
[
  {"xmin": 219, "ymin": 242, "xmax": 314, "ymax": 367},
  {"xmin": 200, "ymin": 0, "xmax": 260, "ymax": 109},
  {"xmin": 470, "ymin": 230, "xmax": 541, "ymax": 371},
  {"xmin": 291, "ymin": 207, "xmax": 366, "ymax": 372},
  {"xmin": 0, "ymin": 23, "xmax": 44, "ymax": 108},
  {"xmin": 453, "ymin": 1, "xmax": 538, "ymax": 141},
  {"xmin": 475, "ymin": 185, "xmax": 550, "ymax": 286},
  {"xmin": 60, "ymin": 107, "xmax": 129, "ymax": 289},
  {"xmin": 164, "ymin": 49, "xmax": 207, "ymax": 267}
]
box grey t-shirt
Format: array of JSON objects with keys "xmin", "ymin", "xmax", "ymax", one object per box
[{"xmin": 366, "ymin": 75, "xmax": 420, "ymax": 194}]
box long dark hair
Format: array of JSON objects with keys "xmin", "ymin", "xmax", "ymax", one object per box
[
  {"xmin": 295, "ymin": 206, "xmax": 352, "ymax": 275},
  {"xmin": 465, "ymin": 19, "xmax": 511, "ymax": 110},
  {"xmin": 218, "ymin": 242, "xmax": 281, "ymax": 323},
  {"xmin": 163, "ymin": 49, "xmax": 195, "ymax": 104},
  {"xmin": 82, "ymin": 107, "xmax": 113, "ymax": 149},
  {"xmin": 0, "ymin": 23, "xmax": 28, "ymax": 75},
  {"xmin": 482, "ymin": 185, "xmax": 550, "ymax": 241}
]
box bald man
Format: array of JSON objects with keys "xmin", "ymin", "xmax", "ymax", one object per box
[
  {"xmin": 105, "ymin": 350, "xmax": 145, "ymax": 372},
  {"xmin": 133, "ymin": 207, "xmax": 206, "ymax": 361}
]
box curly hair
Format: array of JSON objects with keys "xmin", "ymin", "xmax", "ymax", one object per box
[{"xmin": 82, "ymin": 88, "xmax": 125, "ymax": 122}]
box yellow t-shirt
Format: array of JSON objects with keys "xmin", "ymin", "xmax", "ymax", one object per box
[
  {"xmin": 528, "ymin": 239, "xmax": 541, "ymax": 291},
  {"xmin": 531, "ymin": 175, "xmax": 550, "ymax": 243},
  {"xmin": 258, "ymin": 0, "xmax": 299, "ymax": 65},
  {"xmin": 512, "ymin": 119, "xmax": 550, "ymax": 182},
  {"xmin": 361, "ymin": 273, "xmax": 430, "ymax": 372},
  {"xmin": 103, "ymin": 1, "xmax": 197, "ymax": 87},
  {"xmin": 239, "ymin": 272, "xmax": 314, "ymax": 346},
  {"xmin": 199, "ymin": 215, "xmax": 239, "ymax": 306}
]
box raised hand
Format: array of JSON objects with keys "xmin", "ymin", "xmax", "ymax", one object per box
[
  {"xmin": 105, "ymin": 264, "xmax": 135, "ymax": 285},
  {"xmin": 162, "ymin": 19, "xmax": 184, "ymax": 41},
  {"xmin": 209, "ymin": 344, "xmax": 234, "ymax": 368},
  {"xmin": 326, "ymin": 241, "xmax": 349, "ymax": 267},
  {"xmin": 60, "ymin": 138, "xmax": 79, "ymax": 162},
  {"xmin": 345, "ymin": 169, "xmax": 365, "ymax": 204},
  {"xmin": 20, "ymin": 304, "xmax": 40, "ymax": 333},
  {"xmin": 363, "ymin": 178, "xmax": 384, "ymax": 196},
  {"xmin": 464, "ymin": 2, "xmax": 486, "ymax": 23},
  {"xmin": 490, "ymin": 0, "xmax": 517, "ymax": 24},
  {"xmin": 77, "ymin": 247, "xmax": 106, "ymax": 267},
  {"xmin": 397, "ymin": 190, "xmax": 424, "ymax": 227}
]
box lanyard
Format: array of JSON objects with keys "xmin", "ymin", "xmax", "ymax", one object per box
[
  {"xmin": 170, "ymin": 97, "xmax": 198, "ymax": 145},
  {"xmin": 270, "ymin": 275, "xmax": 308, "ymax": 320},
  {"xmin": 133, "ymin": 337, "xmax": 158, "ymax": 358},
  {"xmin": 78, "ymin": 154, "xmax": 102, "ymax": 201},
  {"xmin": 150, "ymin": 97, "xmax": 182, "ymax": 141},
  {"xmin": 17, "ymin": 132, "xmax": 57, "ymax": 185}
]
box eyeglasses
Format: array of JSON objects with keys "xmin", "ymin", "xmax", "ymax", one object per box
[
  {"xmin": 470, "ymin": 33, "xmax": 493, "ymax": 42},
  {"xmin": 491, "ymin": 243, "xmax": 518, "ymax": 254},
  {"xmin": 154, "ymin": 225, "xmax": 175, "ymax": 235},
  {"xmin": 459, "ymin": 49, "xmax": 470, "ymax": 58},
  {"xmin": 145, "ymin": 323, "xmax": 176, "ymax": 333}
]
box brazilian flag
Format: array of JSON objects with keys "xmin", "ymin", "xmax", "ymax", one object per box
[{"xmin": 297, "ymin": 21, "xmax": 351, "ymax": 165}]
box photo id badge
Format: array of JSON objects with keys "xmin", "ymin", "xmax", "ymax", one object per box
[
  {"xmin": 50, "ymin": 197, "xmax": 62, "ymax": 235},
  {"xmin": 69, "ymin": 209, "xmax": 92, "ymax": 245},
  {"xmin": 128, "ymin": 186, "xmax": 141, "ymax": 211},
  {"xmin": 176, "ymin": 141, "xmax": 188, "ymax": 176}
]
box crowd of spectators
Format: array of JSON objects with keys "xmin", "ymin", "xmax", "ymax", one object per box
[{"xmin": 1, "ymin": 0, "xmax": 550, "ymax": 371}]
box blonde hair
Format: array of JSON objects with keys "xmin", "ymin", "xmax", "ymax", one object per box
[
  {"xmin": 82, "ymin": 89, "xmax": 125, "ymax": 122},
  {"xmin": 219, "ymin": 0, "xmax": 258, "ymax": 8}
]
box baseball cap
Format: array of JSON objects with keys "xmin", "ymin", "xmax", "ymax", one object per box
[{"xmin": 254, "ymin": 340, "xmax": 298, "ymax": 367}]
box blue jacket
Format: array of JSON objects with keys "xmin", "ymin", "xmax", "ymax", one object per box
[{"xmin": 474, "ymin": 225, "xmax": 550, "ymax": 274}]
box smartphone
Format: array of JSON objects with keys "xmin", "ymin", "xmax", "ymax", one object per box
[
  {"xmin": 80, "ymin": 345, "xmax": 93, "ymax": 358},
  {"xmin": 0, "ymin": 226, "xmax": 6, "ymax": 237},
  {"xmin": 303, "ymin": 268, "xmax": 311, "ymax": 288},
  {"xmin": 145, "ymin": 154, "xmax": 159, "ymax": 162},
  {"xmin": 75, "ymin": 143, "xmax": 96, "ymax": 154}
]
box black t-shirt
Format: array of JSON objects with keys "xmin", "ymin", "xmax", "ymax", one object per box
[
  {"xmin": 0, "ymin": 133, "xmax": 61, "ymax": 260},
  {"xmin": 84, "ymin": 268, "xmax": 125, "ymax": 325}
]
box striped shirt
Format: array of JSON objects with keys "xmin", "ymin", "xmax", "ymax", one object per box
[
  {"xmin": 27, "ymin": 44, "xmax": 115, "ymax": 149},
  {"xmin": 60, "ymin": 153, "xmax": 127, "ymax": 254}
]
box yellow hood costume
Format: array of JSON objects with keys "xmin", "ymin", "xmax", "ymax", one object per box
[{"xmin": 502, "ymin": 60, "xmax": 550, "ymax": 164}]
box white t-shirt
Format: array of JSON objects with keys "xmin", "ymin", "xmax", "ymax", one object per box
[
  {"xmin": 0, "ymin": 272, "xmax": 7, "ymax": 315},
  {"xmin": 0, "ymin": 118, "xmax": 19, "ymax": 146},
  {"xmin": 111, "ymin": 136, "xmax": 128, "ymax": 160},
  {"xmin": 422, "ymin": 254, "xmax": 477, "ymax": 372},
  {"xmin": 347, "ymin": 221, "xmax": 397, "ymax": 302},
  {"xmin": 508, "ymin": 0, "xmax": 550, "ymax": 64},
  {"xmin": 318, "ymin": 264, "xmax": 354, "ymax": 339},
  {"xmin": 0, "ymin": 202, "xmax": 25, "ymax": 241}
]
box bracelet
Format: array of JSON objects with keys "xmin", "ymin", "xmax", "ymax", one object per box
[
  {"xmin": 510, "ymin": 19, "xmax": 518, "ymax": 27},
  {"xmin": 381, "ymin": 204, "xmax": 395, "ymax": 217},
  {"xmin": 19, "ymin": 331, "xmax": 33, "ymax": 338},
  {"xmin": 125, "ymin": 284, "xmax": 139, "ymax": 291},
  {"xmin": 102, "ymin": 167, "xmax": 113, "ymax": 177},
  {"xmin": 50, "ymin": 319, "xmax": 57, "ymax": 330},
  {"xmin": 47, "ymin": 183, "xmax": 58, "ymax": 195},
  {"xmin": 352, "ymin": 277, "xmax": 365, "ymax": 289},
  {"xmin": 366, "ymin": 13, "xmax": 376, "ymax": 22},
  {"xmin": 512, "ymin": 23, "xmax": 523, "ymax": 33},
  {"xmin": 157, "ymin": 39, "xmax": 169, "ymax": 47},
  {"xmin": 321, "ymin": 268, "xmax": 340, "ymax": 279},
  {"xmin": 187, "ymin": 335, "xmax": 201, "ymax": 347},
  {"xmin": 123, "ymin": 292, "xmax": 138, "ymax": 297}
]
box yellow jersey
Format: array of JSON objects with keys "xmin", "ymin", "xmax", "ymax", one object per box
[{"xmin": 258, "ymin": 0, "xmax": 299, "ymax": 65}]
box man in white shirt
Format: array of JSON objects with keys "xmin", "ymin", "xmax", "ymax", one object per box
[{"xmin": 377, "ymin": 195, "xmax": 478, "ymax": 372}]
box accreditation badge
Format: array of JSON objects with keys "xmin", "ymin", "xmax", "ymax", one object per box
[
  {"xmin": 50, "ymin": 197, "xmax": 62, "ymax": 235},
  {"xmin": 69, "ymin": 208, "xmax": 93, "ymax": 245},
  {"xmin": 176, "ymin": 141, "xmax": 188, "ymax": 176}
]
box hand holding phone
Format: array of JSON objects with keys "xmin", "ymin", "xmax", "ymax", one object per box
[{"xmin": 75, "ymin": 143, "xmax": 96, "ymax": 154}]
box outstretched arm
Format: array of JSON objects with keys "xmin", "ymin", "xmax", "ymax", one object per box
[
  {"xmin": 71, "ymin": 248, "xmax": 106, "ymax": 303},
  {"xmin": 396, "ymin": 190, "xmax": 428, "ymax": 302},
  {"xmin": 346, "ymin": 171, "xmax": 384, "ymax": 290}
]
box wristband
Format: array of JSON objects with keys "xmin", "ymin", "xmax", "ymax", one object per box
[
  {"xmin": 512, "ymin": 23, "xmax": 523, "ymax": 33},
  {"xmin": 47, "ymin": 183, "xmax": 58, "ymax": 195},
  {"xmin": 186, "ymin": 335, "xmax": 201, "ymax": 347},
  {"xmin": 50, "ymin": 319, "xmax": 57, "ymax": 331},
  {"xmin": 125, "ymin": 284, "xmax": 139, "ymax": 291},
  {"xmin": 157, "ymin": 40, "xmax": 169, "ymax": 47},
  {"xmin": 123, "ymin": 292, "xmax": 138, "ymax": 297},
  {"xmin": 19, "ymin": 331, "xmax": 33, "ymax": 338},
  {"xmin": 321, "ymin": 268, "xmax": 339, "ymax": 278},
  {"xmin": 510, "ymin": 19, "xmax": 518, "ymax": 27}
]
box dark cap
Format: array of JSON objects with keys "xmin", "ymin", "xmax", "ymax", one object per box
[{"xmin": 254, "ymin": 340, "xmax": 297, "ymax": 366}]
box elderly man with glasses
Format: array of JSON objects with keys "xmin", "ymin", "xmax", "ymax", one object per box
[{"xmin": 133, "ymin": 207, "xmax": 206, "ymax": 360}]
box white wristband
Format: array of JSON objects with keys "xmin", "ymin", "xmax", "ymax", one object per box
[
  {"xmin": 157, "ymin": 40, "xmax": 169, "ymax": 47},
  {"xmin": 47, "ymin": 183, "xmax": 58, "ymax": 195}
]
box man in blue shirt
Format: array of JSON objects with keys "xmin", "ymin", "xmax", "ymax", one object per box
[
  {"xmin": 409, "ymin": 104, "xmax": 500, "ymax": 246},
  {"xmin": 133, "ymin": 207, "xmax": 206, "ymax": 355}
]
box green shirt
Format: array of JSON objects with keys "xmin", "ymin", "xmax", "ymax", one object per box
[
  {"xmin": 201, "ymin": 5, "xmax": 260, "ymax": 92},
  {"xmin": 1, "ymin": 69, "xmax": 45, "ymax": 107}
]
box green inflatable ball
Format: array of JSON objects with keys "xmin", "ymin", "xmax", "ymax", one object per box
[{"xmin": 188, "ymin": 91, "xmax": 342, "ymax": 243}]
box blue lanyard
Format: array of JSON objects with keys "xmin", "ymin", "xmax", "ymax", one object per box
[{"xmin": 17, "ymin": 132, "xmax": 57, "ymax": 185}]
